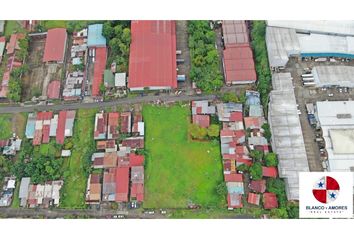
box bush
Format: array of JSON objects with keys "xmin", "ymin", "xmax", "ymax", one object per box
[
  {"xmin": 249, "ymin": 162, "xmax": 262, "ymax": 180},
  {"xmin": 249, "ymin": 150, "xmax": 263, "ymax": 162},
  {"xmin": 262, "ymin": 123, "xmax": 272, "ymax": 142},
  {"xmin": 216, "ymin": 182, "xmax": 227, "ymax": 196},
  {"xmin": 264, "ymin": 152, "xmax": 278, "ymax": 167},
  {"xmin": 189, "ymin": 124, "xmax": 207, "ymax": 140},
  {"xmin": 287, "ymin": 202, "xmax": 299, "ymax": 219},
  {"xmin": 207, "ymin": 124, "xmax": 220, "ymax": 138},
  {"xmin": 270, "ymin": 208, "xmax": 288, "ymax": 219}
]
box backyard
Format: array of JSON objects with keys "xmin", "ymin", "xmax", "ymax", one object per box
[
  {"xmin": 143, "ymin": 104, "xmax": 225, "ymax": 209},
  {"xmin": 60, "ymin": 108, "xmax": 96, "ymax": 208}
]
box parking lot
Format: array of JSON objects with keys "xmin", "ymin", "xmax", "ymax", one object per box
[{"xmin": 284, "ymin": 58, "xmax": 354, "ymax": 171}]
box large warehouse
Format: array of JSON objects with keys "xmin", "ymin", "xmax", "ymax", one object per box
[
  {"xmin": 266, "ymin": 21, "xmax": 354, "ymax": 69},
  {"xmin": 221, "ymin": 20, "xmax": 256, "ymax": 85},
  {"xmin": 316, "ymin": 101, "xmax": 354, "ymax": 183},
  {"xmin": 268, "ymin": 72, "xmax": 309, "ymax": 200},
  {"xmin": 43, "ymin": 28, "xmax": 68, "ymax": 63},
  {"xmin": 312, "ymin": 65, "xmax": 354, "ymax": 88},
  {"xmin": 128, "ymin": 20, "xmax": 177, "ymax": 91}
]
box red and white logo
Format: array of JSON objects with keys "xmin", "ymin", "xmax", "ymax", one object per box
[{"xmin": 312, "ymin": 176, "xmax": 340, "ymax": 204}]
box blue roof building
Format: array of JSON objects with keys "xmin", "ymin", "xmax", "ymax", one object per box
[
  {"xmin": 25, "ymin": 113, "xmax": 36, "ymax": 139},
  {"xmin": 88, "ymin": 24, "xmax": 106, "ymax": 48}
]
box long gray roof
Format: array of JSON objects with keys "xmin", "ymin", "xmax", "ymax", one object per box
[{"xmin": 268, "ymin": 72, "xmax": 309, "ymax": 200}]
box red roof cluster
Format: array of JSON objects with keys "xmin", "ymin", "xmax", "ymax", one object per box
[
  {"xmin": 92, "ymin": 47, "xmax": 107, "ymax": 96},
  {"xmin": 43, "ymin": 28, "xmax": 67, "ymax": 62},
  {"xmin": 128, "ymin": 20, "xmax": 177, "ymax": 90},
  {"xmin": 33, "ymin": 112, "xmax": 53, "ymax": 145},
  {"xmin": 47, "ymin": 80, "xmax": 61, "ymax": 99},
  {"xmin": 222, "ymin": 21, "xmax": 256, "ymax": 85},
  {"xmin": 249, "ymin": 180, "xmax": 266, "ymax": 193},
  {"xmin": 107, "ymin": 112, "xmax": 120, "ymax": 139},
  {"xmin": 248, "ymin": 193, "xmax": 261, "ymax": 205},
  {"xmin": 224, "ymin": 173, "xmax": 243, "ymax": 182}
]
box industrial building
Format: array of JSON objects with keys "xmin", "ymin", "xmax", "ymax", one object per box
[
  {"xmin": 315, "ymin": 100, "xmax": 354, "ymax": 183},
  {"xmin": 312, "ymin": 65, "xmax": 354, "ymax": 88},
  {"xmin": 221, "ymin": 20, "xmax": 256, "ymax": 85},
  {"xmin": 266, "ymin": 21, "xmax": 354, "ymax": 69},
  {"xmin": 128, "ymin": 20, "xmax": 177, "ymax": 91},
  {"xmin": 43, "ymin": 28, "xmax": 68, "ymax": 63},
  {"xmin": 268, "ymin": 72, "xmax": 309, "ymax": 200}
]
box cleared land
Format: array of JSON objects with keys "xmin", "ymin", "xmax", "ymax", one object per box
[
  {"xmin": 60, "ymin": 109, "xmax": 96, "ymax": 208},
  {"xmin": 0, "ymin": 114, "xmax": 13, "ymax": 139},
  {"xmin": 143, "ymin": 104, "xmax": 224, "ymax": 209}
]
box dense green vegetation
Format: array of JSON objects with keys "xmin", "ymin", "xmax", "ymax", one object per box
[
  {"xmin": 8, "ymin": 64, "xmax": 29, "ymax": 102},
  {"xmin": 189, "ymin": 123, "xmax": 220, "ymax": 140},
  {"xmin": 249, "ymin": 162, "xmax": 262, "ymax": 180},
  {"xmin": 11, "ymin": 139, "xmax": 63, "ymax": 184},
  {"xmin": 60, "ymin": 109, "xmax": 96, "ymax": 208},
  {"xmin": 266, "ymin": 178, "xmax": 287, "ymax": 208},
  {"xmin": 143, "ymin": 104, "xmax": 225, "ymax": 208},
  {"xmin": 251, "ymin": 21, "xmax": 272, "ymax": 112},
  {"xmin": 220, "ymin": 92, "xmax": 246, "ymax": 104},
  {"xmin": 102, "ymin": 21, "xmax": 131, "ymax": 72},
  {"xmin": 188, "ymin": 21, "xmax": 223, "ymax": 92},
  {"xmin": 264, "ymin": 152, "xmax": 278, "ymax": 167}
]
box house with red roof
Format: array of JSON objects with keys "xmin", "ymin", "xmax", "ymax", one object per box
[
  {"xmin": 121, "ymin": 136, "xmax": 144, "ymax": 150},
  {"xmin": 47, "ymin": 80, "xmax": 61, "ymax": 99},
  {"xmin": 130, "ymin": 166, "xmax": 144, "ymax": 202},
  {"xmin": 6, "ymin": 33, "xmax": 25, "ymax": 55},
  {"xmin": 128, "ymin": 20, "xmax": 177, "ymax": 91},
  {"xmin": 115, "ymin": 167, "xmax": 129, "ymax": 202},
  {"xmin": 92, "ymin": 47, "xmax": 107, "ymax": 97},
  {"xmin": 223, "ymin": 159, "xmax": 236, "ymax": 174},
  {"xmin": 129, "ymin": 153, "xmax": 144, "ymax": 167},
  {"xmin": 227, "ymin": 193, "xmax": 243, "ymax": 209},
  {"xmin": 192, "ymin": 115, "xmax": 210, "ymax": 128},
  {"xmin": 224, "ymin": 173, "xmax": 243, "ymax": 182},
  {"xmin": 248, "ymin": 193, "xmax": 260, "ymax": 206},
  {"xmin": 33, "ymin": 112, "xmax": 53, "ymax": 146},
  {"xmin": 244, "ymin": 117, "xmax": 265, "ymax": 130},
  {"xmin": 120, "ymin": 112, "xmax": 132, "ymax": 133},
  {"xmin": 263, "ymin": 192, "xmax": 278, "ymax": 209},
  {"xmin": 56, "ymin": 110, "xmax": 76, "ymax": 144},
  {"xmin": 43, "ymin": 28, "xmax": 67, "ymax": 63},
  {"xmin": 96, "ymin": 140, "xmax": 117, "ymax": 152},
  {"xmin": 249, "ymin": 180, "xmax": 266, "ymax": 193},
  {"xmin": 191, "ymin": 100, "xmax": 216, "ymax": 115},
  {"xmin": 262, "ymin": 166, "xmax": 278, "ymax": 178},
  {"xmin": 94, "ymin": 112, "xmax": 107, "ymax": 140},
  {"xmin": 107, "ymin": 112, "xmax": 120, "ymax": 139}
]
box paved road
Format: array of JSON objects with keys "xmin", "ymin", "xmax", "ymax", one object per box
[
  {"xmin": 0, "ymin": 207, "xmax": 165, "ymax": 219},
  {"xmin": 0, "ymin": 94, "xmax": 217, "ymax": 114}
]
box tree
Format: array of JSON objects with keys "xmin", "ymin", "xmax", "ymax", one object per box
[
  {"xmin": 249, "ymin": 150, "xmax": 263, "ymax": 162},
  {"xmin": 262, "ymin": 123, "xmax": 271, "ymax": 141},
  {"xmin": 102, "ymin": 22, "xmax": 114, "ymax": 40},
  {"xmin": 216, "ymin": 182, "xmax": 227, "ymax": 196},
  {"xmin": 270, "ymin": 208, "xmax": 288, "ymax": 219},
  {"xmin": 207, "ymin": 124, "xmax": 220, "ymax": 138},
  {"xmin": 189, "ymin": 124, "xmax": 207, "ymax": 140},
  {"xmin": 249, "ymin": 162, "xmax": 262, "ymax": 180},
  {"xmin": 122, "ymin": 28, "xmax": 131, "ymax": 45},
  {"xmin": 237, "ymin": 164, "xmax": 249, "ymax": 173},
  {"xmin": 99, "ymin": 83, "xmax": 106, "ymax": 95},
  {"xmin": 222, "ymin": 92, "xmax": 239, "ymax": 103},
  {"xmin": 287, "ymin": 203, "xmax": 299, "ymax": 219},
  {"xmin": 267, "ymin": 178, "xmax": 287, "ymax": 207},
  {"xmin": 264, "ymin": 152, "xmax": 278, "ymax": 167}
]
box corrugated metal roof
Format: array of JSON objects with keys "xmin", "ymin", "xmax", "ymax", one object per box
[
  {"xmin": 43, "ymin": 28, "xmax": 67, "ymax": 62},
  {"xmin": 87, "ymin": 24, "xmax": 106, "ymax": 47},
  {"xmin": 92, "ymin": 47, "xmax": 107, "ymax": 96},
  {"xmin": 128, "ymin": 20, "xmax": 177, "ymax": 90}
]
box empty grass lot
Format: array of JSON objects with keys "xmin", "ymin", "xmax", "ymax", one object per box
[
  {"xmin": 143, "ymin": 104, "xmax": 225, "ymax": 209},
  {"xmin": 0, "ymin": 114, "xmax": 13, "ymax": 139},
  {"xmin": 60, "ymin": 109, "xmax": 96, "ymax": 208}
]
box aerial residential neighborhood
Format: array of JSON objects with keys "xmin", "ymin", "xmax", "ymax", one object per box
[{"xmin": 1, "ymin": 18, "xmax": 354, "ymax": 221}]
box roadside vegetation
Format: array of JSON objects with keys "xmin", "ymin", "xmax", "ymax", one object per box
[
  {"xmin": 4, "ymin": 21, "xmax": 24, "ymax": 37},
  {"xmin": 143, "ymin": 104, "xmax": 225, "ymax": 208},
  {"xmin": 60, "ymin": 109, "xmax": 96, "ymax": 208},
  {"xmin": 251, "ymin": 21, "xmax": 272, "ymax": 112},
  {"xmin": 188, "ymin": 21, "xmax": 223, "ymax": 93}
]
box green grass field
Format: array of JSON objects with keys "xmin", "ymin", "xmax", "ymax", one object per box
[
  {"xmin": 60, "ymin": 109, "xmax": 96, "ymax": 208},
  {"xmin": 143, "ymin": 104, "xmax": 225, "ymax": 209},
  {"xmin": 0, "ymin": 114, "xmax": 13, "ymax": 139}
]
